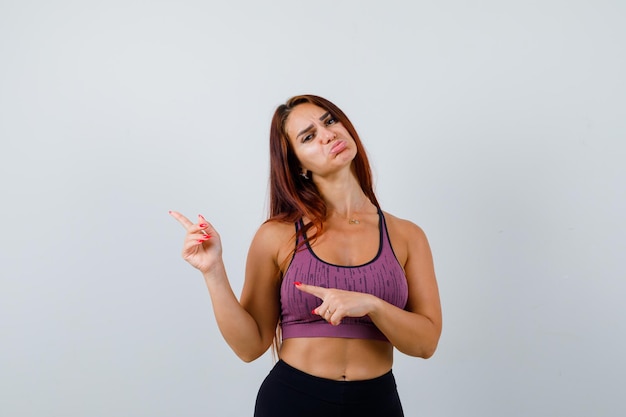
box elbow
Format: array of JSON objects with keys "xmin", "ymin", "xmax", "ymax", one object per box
[
  {"xmin": 420, "ymin": 333, "xmax": 441, "ymax": 359},
  {"xmin": 409, "ymin": 344, "xmax": 438, "ymax": 359},
  {"xmin": 420, "ymin": 344, "xmax": 438, "ymax": 359},
  {"xmin": 239, "ymin": 354, "xmax": 258, "ymax": 363},
  {"xmin": 235, "ymin": 349, "xmax": 264, "ymax": 363},
  {"xmin": 232, "ymin": 341, "xmax": 272, "ymax": 363},
  {"xmin": 235, "ymin": 352, "xmax": 261, "ymax": 363},
  {"xmin": 418, "ymin": 321, "xmax": 442, "ymax": 359},
  {"xmin": 400, "ymin": 336, "xmax": 440, "ymax": 359},
  {"xmin": 403, "ymin": 345, "xmax": 437, "ymax": 359}
]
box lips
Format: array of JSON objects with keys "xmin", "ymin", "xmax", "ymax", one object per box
[{"xmin": 330, "ymin": 140, "xmax": 347, "ymax": 155}]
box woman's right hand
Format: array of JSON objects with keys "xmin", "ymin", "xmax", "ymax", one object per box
[{"xmin": 169, "ymin": 211, "xmax": 223, "ymax": 274}]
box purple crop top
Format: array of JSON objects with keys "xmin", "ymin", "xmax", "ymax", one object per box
[{"xmin": 280, "ymin": 209, "xmax": 408, "ymax": 342}]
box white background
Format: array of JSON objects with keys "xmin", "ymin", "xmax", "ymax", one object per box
[{"xmin": 1, "ymin": 1, "xmax": 625, "ymax": 416}]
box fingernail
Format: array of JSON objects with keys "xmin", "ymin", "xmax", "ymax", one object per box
[
  {"xmin": 199, "ymin": 223, "xmax": 208, "ymax": 228},
  {"xmin": 311, "ymin": 309, "xmax": 317, "ymax": 315},
  {"xmin": 197, "ymin": 239, "xmax": 204, "ymax": 243},
  {"xmin": 199, "ymin": 214, "xmax": 206, "ymax": 220},
  {"xmin": 294, "ymin": 281, "xmax": 302, "ymax": 286}
]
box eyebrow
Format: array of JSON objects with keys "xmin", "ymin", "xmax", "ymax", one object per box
[{"xmin": 296, "ymin": 112, "xmax": 331, "ymax": 139}]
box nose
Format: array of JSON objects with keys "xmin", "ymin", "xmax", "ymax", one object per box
[{"xmin": 320, "ymin": 126, "xmax": 336, "ymax": 143}]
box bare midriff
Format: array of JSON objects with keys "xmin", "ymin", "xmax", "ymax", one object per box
[{"xmin": 279, "ymin": 337, "xmax": 394, "ymax": 381}]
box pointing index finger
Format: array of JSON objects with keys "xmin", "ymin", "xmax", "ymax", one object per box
[
  {"xmin": 294, "ymin": 282, "xmax": 327, "ymax": 298},
  {"xmin": 168, "ymin": 210, "xmax": 194, "ymax": 230}
]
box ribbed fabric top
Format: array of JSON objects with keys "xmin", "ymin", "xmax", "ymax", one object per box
[{"xmin": 280, "ymin": 209, "xmax": 408, "ymax": 342}]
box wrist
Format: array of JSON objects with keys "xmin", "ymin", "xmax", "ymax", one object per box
[
  {"xmin": 367, "ymin": 294, "xmax": 384, "ymax": 318},
  {"xmin": 201, "ymin": 259, "xmax": 226, "ymax": 279}
]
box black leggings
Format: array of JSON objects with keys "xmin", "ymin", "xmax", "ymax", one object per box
[{"xmin": 254, "ymin": 360, "xmax": 404, "ymax": 417}]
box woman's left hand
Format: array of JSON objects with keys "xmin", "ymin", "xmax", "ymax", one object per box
[{"xmin": 295, "ymin": 282, "xmax": 377, "ymax": 326}]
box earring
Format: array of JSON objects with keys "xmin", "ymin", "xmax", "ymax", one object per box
[{"xmin": 300, "ymin": 170, "xmax": 309, "ymax": 180}]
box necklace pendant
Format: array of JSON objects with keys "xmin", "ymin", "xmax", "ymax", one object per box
[{"xmin": 348, "ymin": 218, "xmax": 360, "ymax": 225}]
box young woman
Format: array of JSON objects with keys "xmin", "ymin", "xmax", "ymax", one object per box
[{"xmin": 170, "ymin": 94, "xmax": 442, "ymax": 417}]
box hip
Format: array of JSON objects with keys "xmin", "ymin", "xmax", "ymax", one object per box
[{"xmin": 254, "ymin": 360, "xmax": 404, "ymax": 417}]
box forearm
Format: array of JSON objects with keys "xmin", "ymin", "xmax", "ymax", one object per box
[
  {"xmin": 369, "ymin": 298, "xmax": 441, "ymax": 358},
  {"xmin": 202, "ymin": 262, "xmax": 268, "ymax": 361}
]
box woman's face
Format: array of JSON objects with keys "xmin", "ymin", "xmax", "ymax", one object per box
[{"xmin": 284, "ymin": 102, "xmax": 357, "ymax": 178}]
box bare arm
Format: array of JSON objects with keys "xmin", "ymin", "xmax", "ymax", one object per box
[
  {"xmin": 169, "ymin": 211, "xmax": 282, "ymax": 362},
  {"xmin": 368, "ymin": 222, "xmax": 442, "ymax": 357}
]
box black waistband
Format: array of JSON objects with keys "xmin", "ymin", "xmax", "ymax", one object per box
[{"xmin": 269, "ymin": 360, "xmax": 397, "ymax": 403}]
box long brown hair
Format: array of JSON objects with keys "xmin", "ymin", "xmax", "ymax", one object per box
[{"xmin": 267, "ymin": 94, "xmax": 379, "ymax": 240}]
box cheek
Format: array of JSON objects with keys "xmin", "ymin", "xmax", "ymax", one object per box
[
  {"xmin": 291, "ymin": 147, "xmax": 308, "ymax": 164},
  {"xmin": 336, "ymin": 126, "xmax": 353, "ymax": 141},
  {"xmin": 296, "ymin": 148, "xmax": 317, "ymax": 165}
]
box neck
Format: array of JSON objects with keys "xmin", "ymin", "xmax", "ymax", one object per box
[
  {"xmin": 312, "ymin": 167, "xmax": 376, "ymax": 223},
  {"xmin": 321, "ymin": 185, "xmax": 374, "ymax": 223}
]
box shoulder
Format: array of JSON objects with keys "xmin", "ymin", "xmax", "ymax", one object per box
[
  {"xmin": 382, "ymin": 211, "xmax": 428, "ymax": 242},
  {"xmin": 382, "ymin": 211, "xmax": 431, "ymax": 265},
  {"xmin": 255, "ymin": 218, "xmax": 295, "ymax": 240},
  {"xmin": 249, "ymin": 219, "xmax": 297, "ymax": 267}
]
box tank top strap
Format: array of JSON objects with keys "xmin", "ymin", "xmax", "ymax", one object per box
[
  {"xmin": 377, "ymin": 206, "xmax": 388, "ymax": 242},
  {"xmin": 377, "ymin": 207, "xmax": 401, "ymax": 265},
  {"xmin": 294, "ymin": 218, "xmax": 304, "ymax": 244}
]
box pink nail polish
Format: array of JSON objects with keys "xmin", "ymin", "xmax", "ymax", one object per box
[
  {"xmin": 311, "ymin": 309, "xmax": 317, "ymax": 315},
  {"xmin": 294, "ymin": 281, "xmax": 302, "ymax": 286},
  {"xmin": 199, "ymin": 223, "xmax": 208, "ymax": 228}
]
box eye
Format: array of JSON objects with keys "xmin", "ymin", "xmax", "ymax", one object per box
[
  {"xmin": 325, "ymin": 116, "xmax": 337, "ymax": 126},
  {"xmin": 302, "ymin": 132, "xmax": 315, "ymax": 142}
]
